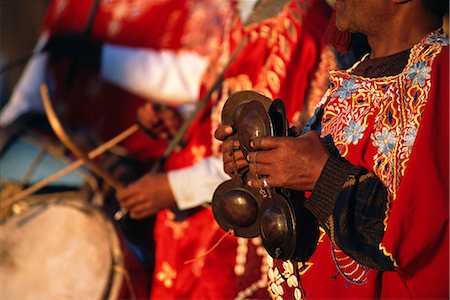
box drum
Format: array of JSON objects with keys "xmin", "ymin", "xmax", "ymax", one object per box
[
  {"xmin": 0, "ymin": 129, "xmax": 99, "ymax": 194},
  {"xmin": 0, "ymin": 194, "xmax": 124, "ymax": 300},
  {"xmin": 0, "ymin": 127, "xmax": 151, "ymax": 299}
]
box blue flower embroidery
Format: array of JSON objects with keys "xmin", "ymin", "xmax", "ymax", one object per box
[
  {"xmin": 374, "ymin": 128, "xmax": 397, "ymax": 154},
  {"xmin": 342, "ymin": 120, "xmax": 365, "ymax": 145},
  {"xmin": 334, "ymin": 78, "xmax": 359, "ymax": 102},
  {"xmin": 425, "ymin": 31, "xmax": 449, "ymax": 45},
  {"xmin": 403, "ymin": 128, "xmax": 417, "ymax": 148},
  {"xmin": 406, "ymin": 61, "xmax": 431, "ymax": 87}
]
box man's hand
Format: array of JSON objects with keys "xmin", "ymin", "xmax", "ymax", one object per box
[
  {"xmin": 136, "ymin": 103, "xmax": 183, "ymax": 139},
  {"xmin": 214, "ymin": 124, "xmax": 249, "ymax": 178},
  {"xmin": 246, "ymin": 131, "xmax": 330, "ymax": 191},
  {"xmin": 116, "ymin": 173, "xmax": 176, "ymax": 219},
  {"xmin": 43, "ymin": 33, "xmax": 101, "ymax": 67}
]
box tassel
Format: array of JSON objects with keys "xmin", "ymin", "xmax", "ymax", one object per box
[
  {"xmin": 183, "ymin": 229, "xmax": 234, "ymax": 264},
  {"xmin": 323, "ymin": 11, "xmax": 352, "ymax": 54}
]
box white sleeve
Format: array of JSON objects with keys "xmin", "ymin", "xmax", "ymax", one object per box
[
  {"xmin": 0, "ymin": 33, "xmax": 50, "ymax": 127},
  {"xmin": 167, "ymin": 156, "xmax": 231, "ymax": 210},
  {"xmin": 101, "ymin": 45, "xmax": 209, "ymax": 105}
]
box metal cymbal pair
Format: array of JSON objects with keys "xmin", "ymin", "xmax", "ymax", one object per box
[
  {"xmin": 221, "ymin": 90, "xmax": 288, "ymax": 158},
  {"xmin": 212, "ymin": 91, "xmax": 318, "ymax": 261}
]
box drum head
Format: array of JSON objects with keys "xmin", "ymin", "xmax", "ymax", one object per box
[
  {"xmin": 0, "ymin": 130, "xmax": 98, "ymax": 192},
  {"xmin": 0, "ymin": 197, "xmax": 123, "ymax": 300}
]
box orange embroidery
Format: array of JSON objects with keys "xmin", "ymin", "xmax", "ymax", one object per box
[
  {"xmin": 164, "ymin": 211, "xmax": 189, "ymax": 240},
  {"xmin": 191, "ymin": 145, "xmax": 206, "ymax": 164},
  {"xmin": 297, "ymin": 261, "xmax": 314, "ymax": 276},
  {"xmin": 101, "ymin": 0, "xmax": 165, "ymax": 36},
  {"xmin": 156, "ymin": 261, "xmax": 177, "ymax": 288}
]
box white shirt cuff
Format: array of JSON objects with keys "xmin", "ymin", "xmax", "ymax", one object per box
[{"xmin": 167, "ymin": 156, "xmax": 230, "ymax": 210}]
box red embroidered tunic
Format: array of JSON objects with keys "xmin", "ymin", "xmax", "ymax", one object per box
[
  {"xmin": 37, "ymin": 1, "xmax": 231, "ymax": 298},
  {"xmin": 268, "ymin": 30, "xmax": 449, "ymax": 299},
  {"xmin": 151, "ymin": 0, "xmax": 335, "ymax": 298},
  {"xmin": 41, "ymin": 0, "xmax": 229, "ymax": 162}
]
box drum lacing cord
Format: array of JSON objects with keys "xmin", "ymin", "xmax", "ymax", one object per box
[
  {"xmin": 2, "ymin": 124, "xmax": 139, "ymax": 209},
  {"xmin": 114, "ymin": 265, "xmax": 137, "ymax": 300},
  {"xmin": 184, "ymin": 228, "xmax": 235, "ymax": 265},
  {"xmin": 20, "ymin": 145, "xmax": 48, "ymax": 186}
]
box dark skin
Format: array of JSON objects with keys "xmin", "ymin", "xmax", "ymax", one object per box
[
  {"xmin": 246, "ymin": 132, "xmax": 330, "ymax": 190},
  {"xmin": 334, "ymin": 0, "xmax": 442, "ymax": 58},
  {"xmin": 136, "ymin": 103, "xmax": 183, "ymax": 140},
  {"xmin": 116, "ymin": 173, "xmax": 176, "ymax": 219},
  {"xmin": 116, "ymin": 103, "xmax": 182, "ymax": 219},
  {"xmin": 215, "ymin": 126, "xmax": 329, "ymax": 190},
  {"xmin": 215, "ymin": 0, "xmax": 442, "ymax": 192}
]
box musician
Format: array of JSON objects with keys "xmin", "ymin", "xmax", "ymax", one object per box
[
  {"xmin": 216, "ymin": 0, "xmax": 449, "ymax": 298},
  {"xmin": 0, "ymin": 0, "xmax": 232, "ymax": 298},
  {"xmin": 116, "ymin": 0, "xmax": 336, "ymax": 298}
]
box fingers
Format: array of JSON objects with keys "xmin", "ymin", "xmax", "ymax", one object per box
[
  {"xmin": 224, "ymin": 153, "xmax": 248, "ymax": 177},
  {"xmin": 246, "ymin": 148, "xmax": 276, "ymax": 165},
  {"xmin": 289, "ymin": 126, "xmax": 301, "ymax": 137},
  {"xmin": 128, "ymin": 202, "xmax": 154, "ymax": 219},
  {"xmin": 246, "ymin": 175, "xmax": 277, "ymax": 188},
  {"xmin": 130, "ymin": 210, "xmax": 150, "ymax": 220},
  {"xmin": 116, "ymin": 184, "xmax": 136, "ymax": 202},
  {"xmin": 221, "ymin": 137, "xmax": 249, "ymax": 177},
  {"xmin": 159, "ymin": 108, "xmax": 183, "ymax": 137},
  {"xmin": 248, "ymin": 160, "xmax": 271, "ymax": 176},
  {"xmin": 250, "ymin": 136, "xmax": 279, "ymax": 151},
  {"xmin": 118, "ymin": 193, "xmax": 146, "ymax": 210},
  {"xmin": 116, "ymin": 184, "xmax": 140, "ymax": 207},
  {"xmin": 223, "ymin": 146, "xmax": 245, "ymax": 162},
  {"xmin": 116, "ymin": 186, "xmax": 153, "ymax": 219},
  {"xmin": 137, "ymin": 103, "xmax": 158, "ymax": 130},
  {"xmin": 214, "ymin": 125, "xmax": 234, "ymax": 141},
  {"xmin": 221, "ymin": 137, "xmax": 239, "ymax": 153}
]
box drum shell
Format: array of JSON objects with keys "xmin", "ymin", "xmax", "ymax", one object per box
[{"xmin": 0, "ymin": 195, "xmax": 124, "ymax": 300}]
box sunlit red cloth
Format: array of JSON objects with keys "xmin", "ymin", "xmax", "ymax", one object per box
[
  {"xmin": 267, "ymin": 30, "xmax": 449, "ymax": 299},
  {"xmin": 40, "ymin": 1, "xmax": 230, "ymax": 298},
  {"xmin": 41, "ymin": 0, "xmax": 229, "ymax": 162},
  {"xmin": 152, "ymin": 0, "xmax": 335, "ymax": 298}
]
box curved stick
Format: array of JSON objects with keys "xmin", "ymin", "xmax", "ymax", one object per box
[
  {"xmin": 40, "ymin": 84, "xmax": 124, "ymax": 190},
  {"xmin": 2, "ymin": 124, "xmax": 138, "ymax": 206}
]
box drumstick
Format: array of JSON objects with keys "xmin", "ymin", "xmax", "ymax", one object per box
[
  {"xmin": 41, "ymin": 84, "xmax": 134, "ymax": 220},
  {"xmin": 41, "ymin": 85, "xmax": 124, "ymax": 191},
  {"xmin": 2, "ymin": 124, "xmax": 139, "ymax": 207}
]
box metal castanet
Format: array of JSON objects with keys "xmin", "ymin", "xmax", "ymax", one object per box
[{"xmin": 212, "ymin": 91, "xmax": 320, "ymax": 262}]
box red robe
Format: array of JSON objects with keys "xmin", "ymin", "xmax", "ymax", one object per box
[
  {"xmin": 268, "ymin": 30, "xmax": 449, "ymax": 299},
  {"xmin": 40, "ymin": 0, "xmax": 230, "ymax": 298},
  {"xmin": 151, "ymin": 0, "xmax": 335, "ymax": 298},
  {"xmin": 42, "ymin": 0, "xmax": 230, "ymax": 162}
]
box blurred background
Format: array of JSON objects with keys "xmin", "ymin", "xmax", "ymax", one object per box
[{"xmin": 0, "ymin": 0, "xmax": 50, "ymax": 109}]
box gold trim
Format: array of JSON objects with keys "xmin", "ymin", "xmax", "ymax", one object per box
[{"xmin": 379, "ymin": 243, "xmax": 399, "ymax": 268}]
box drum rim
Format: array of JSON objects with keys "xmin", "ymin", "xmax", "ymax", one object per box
[
  {"xmin": 0, "ymin": 196, "xmax": 125, "ymax": 300},
  {"xmin": 0, "ymin": 130, "xmax": 100, "ymax": 193}
]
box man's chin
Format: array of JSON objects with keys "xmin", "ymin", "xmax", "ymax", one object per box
[{"xmin": 335, "ymin": 19, "xmax": 348, "ymax": 32}]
